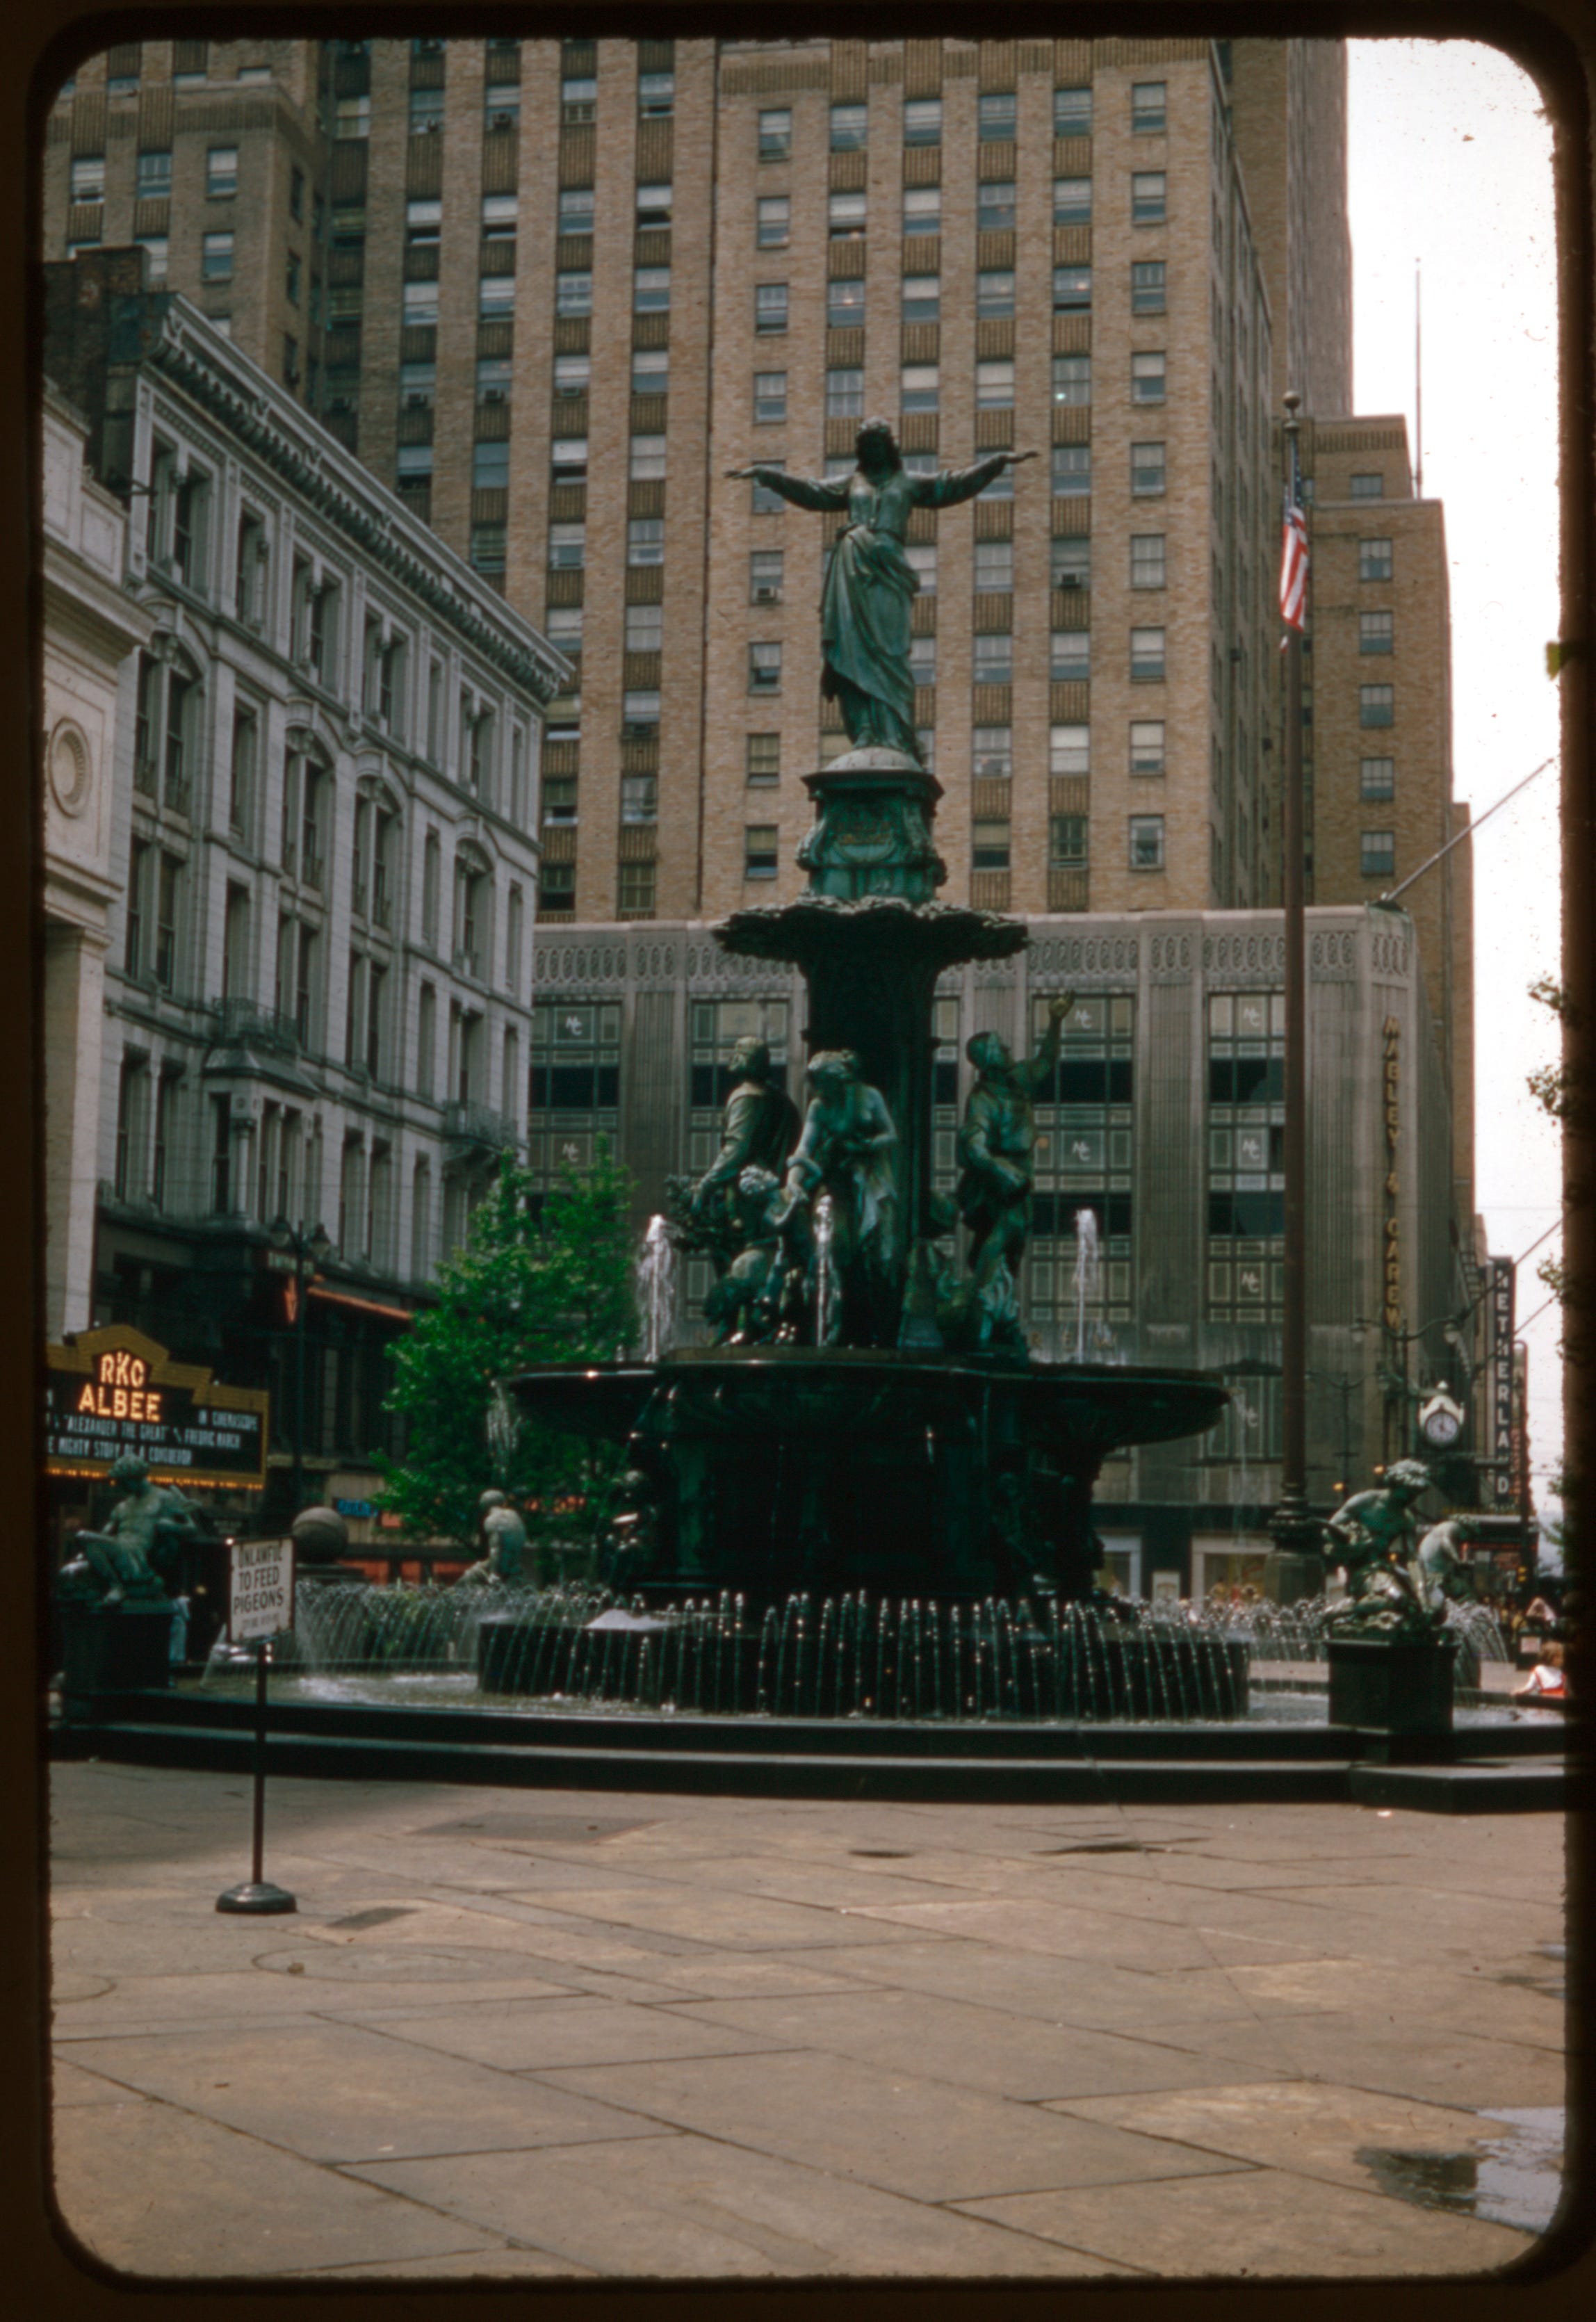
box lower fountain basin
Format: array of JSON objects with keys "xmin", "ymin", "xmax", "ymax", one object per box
[{"xmin": 512, "ymin": 1348, "xmax": 1229, "ymax": 1607}]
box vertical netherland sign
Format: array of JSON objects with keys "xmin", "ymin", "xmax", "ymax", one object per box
[{"xmin": 230, "ymin": 1536, "xmax": 296, "ymax": 1643}]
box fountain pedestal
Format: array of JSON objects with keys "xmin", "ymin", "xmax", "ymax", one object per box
[
  {"xmin": 1327, "ymin": 1636, "xmax": 1455, "ymax": 1742},
  {"xmin": 60, "ymin": 1600, "xmax": 173, "ymax": 1711}
]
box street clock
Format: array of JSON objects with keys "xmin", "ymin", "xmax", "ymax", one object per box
[{"xmin": 1417, "ymin": 1385, "xmax": 1465, "ymax": 1449}]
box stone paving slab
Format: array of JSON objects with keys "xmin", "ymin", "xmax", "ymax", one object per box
[
  {"xmin": 343, "ymin": 1992, "xmax": 799, "ymax": 2072},
  {"xmin": 59, "ymin": 2017, "xmax": 680, "ymax": 2168},
  {"xmin": 530, "ymin": 2047, "xmax": 1253, "ymax": 2205},
  {"xmin": 954, "ymin": 2161, "xmax": 1534, "ymax": 2276},
  {"xmin": 346, "ymin": 2130, "xmax": 1143, "ymax": 2278}
]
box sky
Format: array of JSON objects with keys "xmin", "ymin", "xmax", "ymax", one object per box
[{"xmin": 1346, "ymin": 40, "xmax": 1563, "ymax": 1520}]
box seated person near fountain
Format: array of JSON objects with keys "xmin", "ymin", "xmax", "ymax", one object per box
[
  {"xmin": 1514, "ymin": 1641, "xmax": 1567, "ymax": 1704},
  {"xmin": 956, "ymin": 993, "xmax": 1075, "ymax": 1347},
  {"xmin": 60, "ymin": 1452, "xmax": 210, "ymax": 1607},
  {"xmin": 459, "ymin": 1490, "xmax": 529, "ymax": 1587},
  {"xmin": 778, "ymin": 1050, "xmax": 898, "ymax": 1343},
  {"xmin": 727, "ymin": 424, "xmax": 1036, "ymax": 761}
]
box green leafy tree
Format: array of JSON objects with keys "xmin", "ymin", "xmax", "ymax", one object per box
[{"xmin": 379, "ymin": 1144, "xmax": 639, "ymax": 1554}]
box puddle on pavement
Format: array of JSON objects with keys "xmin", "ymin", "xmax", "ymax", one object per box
[{"xmin": 1357, "ymin": 2109, "xmax": 1565, "ymax": 2236}]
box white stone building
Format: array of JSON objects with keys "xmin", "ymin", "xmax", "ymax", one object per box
[{"xmin": 43, "ymin": 255, "xmax": 567, "ymax": 1525}]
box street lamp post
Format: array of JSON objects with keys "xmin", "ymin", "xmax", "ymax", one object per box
[{"xmin": 270, "ymin": 1216, "xmax": 331, "ymax": 1518}]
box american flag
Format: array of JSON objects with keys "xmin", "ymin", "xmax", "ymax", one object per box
[{"xmin": 1278, "ymin": 484, "xmax": 1308, "ymax": 632}]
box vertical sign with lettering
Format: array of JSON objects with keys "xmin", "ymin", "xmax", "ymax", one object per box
[
  {"xmin": 1382, "ymin": 1016, "xmax": 1401, "ymax": 1331},
  {"xmin": 1489, "ymin": 1257, "xmax": 1516, "ymax": 1504}
]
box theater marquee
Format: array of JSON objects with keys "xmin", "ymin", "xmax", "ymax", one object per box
[{"xmin": 44, "ymin": 1326, "xmax": 270, "ymax": 1488}]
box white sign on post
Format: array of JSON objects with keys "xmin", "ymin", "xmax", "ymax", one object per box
[{"xmin": 231, "ymin": 1538, "xmax": 296, "ymax": 1643}]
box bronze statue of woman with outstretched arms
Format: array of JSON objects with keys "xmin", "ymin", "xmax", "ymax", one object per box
[{"xmin": 728, "ymin": 419, "xmax": 1037, "ymax": 765}]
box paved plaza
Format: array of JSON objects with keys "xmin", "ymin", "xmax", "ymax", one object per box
[{"xmin": 48, "ymin": 1760, "xmax": 1568, "ymax": 2284}]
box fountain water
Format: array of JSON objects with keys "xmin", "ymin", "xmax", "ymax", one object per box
[
  {"xmin": 1071, "ymin": 1206, "xmax": 1100, "ymax": 1363},
  {"xmin": 812, "ymin": 1194, "xmax": 838, "ymax": 1347},
  {"xmin": 635, "ymin": 1214, "xmax": 676, "ymax": 1362}
]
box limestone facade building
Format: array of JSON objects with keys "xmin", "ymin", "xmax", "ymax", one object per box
[
  {"xmin": 41, "ymin": 384, "xmax": 154, "ymax": 1337},
  {"xmin": 42, "ymin": 254, "xmax": 565, "ymax": 1525}
]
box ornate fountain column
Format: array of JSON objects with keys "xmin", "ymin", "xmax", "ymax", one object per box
[{"xmin": 717, "ymin": 744, "xmax": 1024, "ymax": 1346}]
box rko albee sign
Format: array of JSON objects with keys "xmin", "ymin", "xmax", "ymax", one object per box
[{"xmin": 45, "ymin": 1325, "xmax": 270, "ymax": 1488}]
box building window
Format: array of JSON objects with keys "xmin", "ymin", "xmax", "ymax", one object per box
[
  {"xmin": 622, "ymin": 690, "xmax": 661, "ymax": 736},
  {"xmin": 548, "ymin": 522, "xmax": 586, "ymax": 569},
  {"xmin": 551, "ymin": 353, "xmax": 587, "ymax": 399},
  {"xmin": 1131, "ymin": 260, "xmax": 1166, "ymax": 314},
  {"xmin": 1131, "ymin": 350, "xmax": 1166, "ymax": 403},
  {"xmin": 542, "ymin": 777, "xmax": 577, "ymax": 826},
  {"xmin": 1350, "ymin": 471, "xmax": 1385, "ymax": 498},
  {"xmin": 482, "ymin": 193, "xmax": 519, "ymax": 245},
  {"xmin": 758, "ymin": 107, "xmax": 792, "ymax": 161},
  {"xmin": 1360, "ymin": 610, "xmax": 1394, "ymax": 654},
  {"xmin": 1049, "ymin": 631, "xmax": 1089, "ymax": 684},
  {"xmin": 1052, "ymin": 444, "xmax": 1091, "ymax": 497},
  {"xmin": 1131, "ymin": 440, "xmax": 1166, "ymax": 496},
  {"xmin": 556, "ymin": 270, "xmax": 593, "ymax": 316},
  {"xmin": 336, "ymin": 94, "xmax": 370, "ymax": 138},
  {"xmin": 1130, "ymin": 626, "xmax": 1166, "ymax": 681},
  {"xmin": 1054, "ymin": 86, "xmax": 1092, "ymax": 136},
  {"xmin": 470, "ymin": 523, "xmax": 506, "ymax": 576},
  {"xmin": 971, "ymin": 818, "xmax": 1011, "ymax": 872},
  {"xmin": 629, "ymin": 433, "xmax": 667, "ymax": 480},
  {"xmin": 561, "ymin": 76, "xmax": 596, "ymax": 125},
  {"xmin": 1043, "ymin": 546, "xmax": 1089, "ymax": 608},
  {"xmin": 637, "ymin": 71, "xmax": 675, "ymax": 117},
  {"xmin": 972, "ymin": 633, "xmax": 1013, "ymax": 685},
  {"xmin": 757, "ymin": 197, "xmax": 790, "ymax": 248},
  {"xmin": 1132, "ymin": 172, "xmax": 1166, "ymax": 224},
  {"xmin": 202, "ymin": 231, "xmax": 235, "ymax": 281},
  {"xmin": 633, "ymin": 266, "xmax": 671, "ymax": 313},
  {"xmin": 1360, "ymin": 756, "xmax": 1396, "ymax": 800},
  {"xmin": 747, "ymin": 733, "xmax": 781, "ymax": 785},
  {"xmin": 744, "ymin": 825, "xmax": 779, "ymax": 879},
  {"xmin": 406, "ymin": 197, "xmax": 441, "ymax": 247},
  {"xmin": 901, "ymin": 274, "xmax": 940, "ymax": 323},
  {"xmin": 977, "ymin": 180, "xmax": 1016, "ymax": 233},
  {"xmin": 1129, "ymin": 815, "xmax": 1165, "ymax": 870},
  {"xmin": 539, "ymin": 861, "xmax": 576, "ymax": 916},
  {"xmin": 909, "ymin": 635, "xmax": 937, "ymax": 687},
  {"xmin": 748, "ymin": 642, "xmax": 782, "ymax": 695},
  {"xmin": 903, "ymin": 187, "xmax": 942, "ymax": 236},
  {"xmin": 618, "ymin": 861, "xmax": 657, "ymax": 916},
  {"xmin": 972, "ymin": 725, "xmax": 1013, "ymax": 777},
  {"xmin": 137, "ymin": 236, "xmax": 169, "ymax": 284},
  {"xmin": 977, "ymin": 269, "xmax": 1016, "ymax": 320},
  {"xmin": 1361, "ymin": 830, "xmax": 1396, "ymax": 879},
  {"xmin": 901, "ymin": 364, "xmax": 940, "ymax": 415},
  {"xmin": 1050, "ymin": 355, "xmax": 1091, "ymax": 410},
  {"xmin": 558, "ymin": 186, "xmax": 595, "ymax": 235},
  {"xmin": 626, "ymin": 517, "xmax": 663, "ymax": 565},
  {"xmin": 751, "ymin": 462, "xmax": 788, "ymax": 515},
  {"xmin": 814, "ymin": 368, "xmax": 860, "ymax": 423},
  {"xmin": 636, "ymin": 181, "xmax": 673, "ymax": 227},
  {"xmin": 545, "ymin": 605, "xmax": 583, "ymax": 660},
  {"xmin": 904, "ymin": 98, "xmax": 942, "ymax": 145},
  {"xmin": 976, "ymin": 359, "xmax": 1015, "ymax": 410},
  {"xmin": 1360, "ymin": 683, "xmax": 1395, "ymax": 727},
  {"xmin": 1130, "ymin": 720, "xmax": 1166, "ymax": 774},
  {"xmin": 286, "ymin": 252, "xmax": 302, "ymax": 304},
  {"xmin": 829, "ymin": 191, "xmax": 867, "ymax": 239},
  {"xmin": 1050, "ymin": 813, "xmax": 1087, "ymax": 867},
  {"xmin": 1130, "ymin": 534, "xmax": 1166, "ymax": 589},
  {"xmin": 621, "ymin": 773, "xmax": 658, "ymax": 825},
  {"xmin": 754, "ymin": 370, "xmax": 788, "ymax": 424},
  {"xmin": 826, "ymin": 278, "xmax": 865, "ymax": 330},
  {"xmin": 1050, "ymin": 723, "xmax": 1089, "ymax": 776},
  {"xmin": 485, "ymin": 86, "xmax": 521, "ymax": 132},
  {"xmin": 624, "ymin": 601, "xmax": 664, "ymax": 653},
  {"xmin": 1131, "ymin": 81, "xmax": 1167, "ymax": 133},
  {"xmin": 206, "ymin": 145, "xmax": 238, "ymax": 199},
  {"xmin": 756, "ymin": 282, "xmax": 788, "ymax": 334},
  {"xmin": 410, "ymin": 85, "xmax": 445, "ymax": 133},
  {"xmin": 1360, "ymin": 536, "xmax": 1394, "ymax": 581},
  {"xmin": 905, "ymin": 542, "xmax": 936, "ymax": 594},
  {"xmin": 1053, "ymin": 177, "xmax": 1092, "ymax": 225},
  {"xmin": 1053, "ymin": 265, "xmax": 1092, "ymax": 312},
  {"xmin": 404, "ymin": 280, "xmax": 440, "ymax": 326},
  {"xmin": 831, "ymin": 102, "xmax": 868, "ymax": 151},
  {"xmin": 473, "ymin": 439, "xmax": 510, "ymax": 489},
  {"xmin": 749, "ymin": 549, "xmax": 784, "ymax": 604},
  {"xmin": 975, "ymin": 539, "xmax": 1014, "ymax": 592},
  {"xmin": 979, "ymin": 91, "xmax": 1017, "ymax": 141},
  {"xmin": 135, "ymin": 149, "xmax": 171, "ymax": 197}
]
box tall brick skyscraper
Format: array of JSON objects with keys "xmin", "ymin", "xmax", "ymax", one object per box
[{"xmin": 42, "ymin": 31, "xmax": 1474, "ymax": 1215}]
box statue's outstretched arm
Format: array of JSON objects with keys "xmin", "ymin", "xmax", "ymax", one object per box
[
  {"xmin": 724, "ymin": 466, "xmax": 849, "ymax": 513},
  {"xmin": 918, "ymin": 450, "xmax": 1039, "ymax": 510}
]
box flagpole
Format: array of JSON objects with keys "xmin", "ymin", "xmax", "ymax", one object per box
[{"xmin": 1269, "ymin": 391, "xmax": 1316, "ymax": 1591}]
